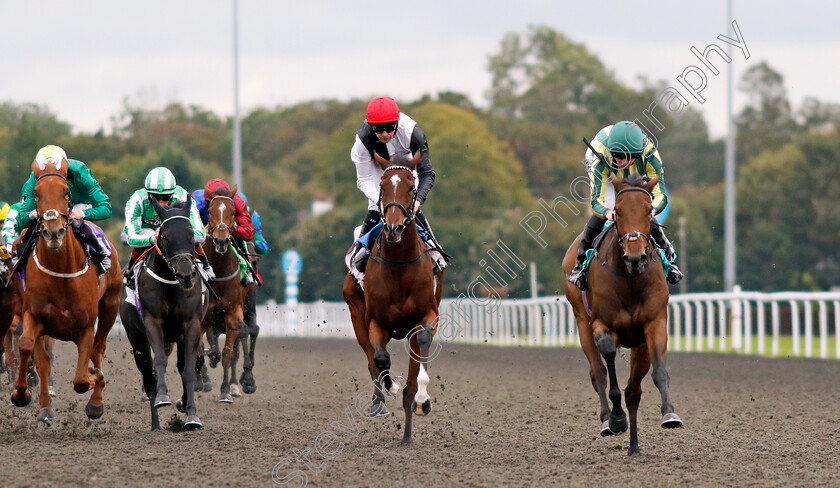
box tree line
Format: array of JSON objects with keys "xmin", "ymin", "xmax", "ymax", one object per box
[{"xmin": 1, "ymin": 26, "xmax": 837, "ymax": 301}]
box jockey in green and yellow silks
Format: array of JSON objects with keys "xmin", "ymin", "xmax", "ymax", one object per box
[{"xmin": 568, "ymin": 121, "xmax": 683, "ymax": 290}]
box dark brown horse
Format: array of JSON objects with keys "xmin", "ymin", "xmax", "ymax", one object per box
[
  {"xmin": 563, "ymin": 173, "xmax": 682, "ymax": 455},
  {"xmin": 342, "ymin": 152, "xmax": 444, "ymax": 445},
  {"xmin": 200, "ymin": 185, "xmax": 251, "ymax": 403},
  {"xmin": 11, "ymin": 158, "xmax": 121, "ymax": 422}
]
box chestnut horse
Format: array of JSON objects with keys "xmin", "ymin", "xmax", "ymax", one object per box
[
  {"xmin": 563, "ymin": 173, "xmax": 682, "ymax": 455},
  {"xmin": 200, "ymin": 185, "xmax": 252, "ymax": 403},
  {"xmin": 11, "ymin": 158, "xmax": 121, "ymax": 422},
  {"xmin": 120, "ymin": 195, "xmax": 210, "ymax": 429},
  {"xmin": 342, "ymin": 152, "xmax": 444, "ymax": 445}
]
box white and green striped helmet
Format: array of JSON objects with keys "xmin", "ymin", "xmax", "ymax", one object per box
[{"xmin": 144, "ymin": 167, "xmax": 177, "ymax": 195}]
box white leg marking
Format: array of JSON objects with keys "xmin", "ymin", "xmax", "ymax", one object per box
[
  {"xmin": 388, "ymin": 379, "xmax": 401, "ymax": 396},
  {"xmin": 415, "ymin": 364, "xmax": 430, "ymax": 404}
]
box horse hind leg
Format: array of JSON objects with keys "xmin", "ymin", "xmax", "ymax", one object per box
[
  {"xmin": 647, "ymin": 324, "xmax": 683, "ymax": 431},
  {"xmin": 239, "ymin": 323, "xmax": 258, "ymax": 394},
  {"xmin": 229, "ymin": 336, "xmax": 242, "ymax": 398},
  {"xmin": 595, "ymin": 326, "xmax": 628, "ymax": 435}
]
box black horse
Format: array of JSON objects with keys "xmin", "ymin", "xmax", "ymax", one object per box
[{"xmin": 120, "ymin": 195, "xmax": 209, "ymax": 430}]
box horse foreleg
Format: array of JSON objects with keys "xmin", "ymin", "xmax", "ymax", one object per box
[
  {"xmin": 3, "ymin": 327, "xmax": 16, "ymax": 386},
  {"xmin": 45, "ymin": 337, "xmax": 56, "ymax": 396},
  {"xmin": 11, "ymin": 313, "xmax": 38, "ymax": 407},
  {"xmin": 626, "ymin": 345, "xmax": 652, "ymax": 455},
  {"xmin": 72, "ymin": 325, "xmax": 99, "ymax": 395},
  {"xmin": 594, "ymin": 321, "xmax": 627, "ymax": 435},
  {"xmin": 178, "ymin": 320, "xmax": 203, "ymax": 428},
  {"xmin": 33, "ymin": 336, "xmax": 56, "ymax": 421},
  {"xmin": 647, "ymin": 319, "xmax": 683, "ymax": 430},
  {"xmin": 218, "ymin": 312, "xmax": 240, "ymax": 403},
  {"xmin": 369, "ymin": 320, "xmax": 396, "ymax": 397},
  {"xmin": 205, "ymin": 327, "xmax": 221, "ymax": 368},
  {"xmin": 401, "ymin": 332, "xmax": 421, "ymax": 446},
  {"xmin": 146, "ymin": 318, "xmax": 171, "ymax": 408}
]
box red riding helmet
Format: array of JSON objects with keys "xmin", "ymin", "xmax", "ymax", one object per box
[{"xmin": 366, "ymin": 97, "xmax": 400, "ymax": 124}]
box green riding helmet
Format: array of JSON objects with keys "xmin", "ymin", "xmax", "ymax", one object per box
[
  {"xmin": 607, "ymin": 121, "xmax": 647, "ymax": 156},
  {"xmin": 144, "ymin": 167, "xmax": 177, "ymax": 195}
]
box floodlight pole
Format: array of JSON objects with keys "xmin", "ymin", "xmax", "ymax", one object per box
[
  {"xmin": 232, "ymin": 0, "xmax": 243, "ymax": 189},
  {"xmin": 724, "ymin": 0, "xmax": 736, "ymax": 291}
]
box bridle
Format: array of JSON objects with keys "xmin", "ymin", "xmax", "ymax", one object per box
[
  {"xmin": 35, "ymin": 172, "xmax": 71, "ymax": 234},
  {"xmin": 207, "ymin": 195, "xmax": 235, "ymax": 249},
  {"xmin": 379, "ymin": 166, "xmax": 417, "ymax": 227},
  {"xmin": 613, "ymin": 187, "xmax": 654, "ymax": 257},
  {"xmin": 154, "ymin": 215, "xmax": 196, "ymax": 278}
]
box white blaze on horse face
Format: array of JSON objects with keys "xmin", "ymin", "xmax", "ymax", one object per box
[
  {"xmin": 218, "ymin": 202, "xmax": 227, "ymax": 219},
  {"xmin": 389, "ymin": 174, "xmax": 401, "ymax": 214},
  {"xmin": 415, "ymin": 364, "xmax": 430, "ymax": 404}
]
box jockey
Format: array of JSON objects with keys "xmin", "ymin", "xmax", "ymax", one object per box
[
  {"xmin": 238, "ymin": 192, "xmax": 269, "ymax": 257},
  {"xmin": 0, "ymin": 200, "xmax": 13, "ymax": 261},
  {"xmin": 349, "ymin": 96, "xmax": 449, "ymax": 273},
  {"xmin": 192, "ymin": 179, "xmax": 256, "ymax": 287},
  {"xmin": 568, "ymin": 121, "xmax": 683, "ymax": 290},
  {"xmin": 122, "ymin": 167, "xmax": 211, "ymax": 289},
  {"xmin": 1, "ymin": 200, "xmax": 22, "ymax": 261},
  {"xmin": 16, "ymin": 145, "xmax": 113, "ymax": 274}
]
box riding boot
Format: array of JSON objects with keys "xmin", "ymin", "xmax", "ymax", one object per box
[
  {"xmin": 13, "ymin": 220, "xmax": 40, "ymax": 272},
  {"xmin": 415, "ymin": 210, "xmax": 451, "ymax": 273},
  {"xmin": 123, "ymin": 256, "xmax": 138, "ymax": 290},
  {"xmin": 352, "ymin": 210, "xmax": 381, "ymax": 273},
  {"xmin": 568, "ymin": 215, "xmax": 607, "ymax": 291},
  {"xmin": 74, "ymin": 221, "xmax": 110, "ymax": 274},
  {"xmin": 650, "ymin": 219, "xmax": 684, "ymax": 285}
]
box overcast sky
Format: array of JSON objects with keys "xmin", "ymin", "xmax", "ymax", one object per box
[{"xmin": 2, "ymin": 1, "xmax": 837, "ymax": 139}]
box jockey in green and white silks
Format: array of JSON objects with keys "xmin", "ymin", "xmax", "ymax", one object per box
[
  {"xmin": 1, "ymin": 200, "xmax": 22, "ymax": 260},
  {"xmin": 121, "ymin": 167, "xmax": 212, "ymax": 288},
  {"xmin": 16, "ymin": 145, "xmax": 113, "ymax": 274},
  {"xmin": 568, "ymin": 121, "xmax": 683, "ymax": 291}
]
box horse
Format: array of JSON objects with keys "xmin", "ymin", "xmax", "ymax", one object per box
[
  {"xmin": 120, "ymin": 195, "xmax": 210, "ymax": 430},
  {"xmin": 10, "ymin": 158, "xmax": 121, "ymax": 422},
  {"xmin": 562, "ymin": 173, "xmax": 682, "ymax": 455},
  {"xmin": 342, "ymin": 152, "xmax": 444, "ymax": 445},
  {"xmin": 198, "ymin": 184, "xmax": 252, "ymax": 403},
  {"xmin": 203, "ymin": 240, "xmax": 261, "ymax": 397}
]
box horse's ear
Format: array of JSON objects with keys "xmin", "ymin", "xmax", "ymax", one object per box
[
  {"xmin": 149, "ymin": 193, "xmax": 166, "ymax": 218},
  {"xmin": 408, "ymin": 151, "xmax": 421, "ymax": 171},
  {"xmin": 373, "ymin": 153, "xmax": 391, "ymax": 170},
  {"xmin": 230, "ymin": 184, "xmax": 238, "ymax": 196},
  {"xmin": 611, "ymin": 177, "xmax": 625, "ymax": 193},
  {"xmin": 644, "ymin": 176, "xmax": 660, "ymax": 193},
  {"xmin": 181, "ymin": 193, "xmax": 192, "ymax": 217}
]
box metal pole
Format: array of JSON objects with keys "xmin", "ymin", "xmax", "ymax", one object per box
[
  {"xmin": 232, "ymin": 0, "xmax": 243, "ymax": 189},
  {"xmin": 678, "ymin": 215, "xmax": 687, "ymax": 294},
  {"xmin": 724, "ymin": 0, "xmax": 736, "ymax": 291},
  {"xmin": 529, "ymin": 261, "xmax": 537, "ymax": 299}
]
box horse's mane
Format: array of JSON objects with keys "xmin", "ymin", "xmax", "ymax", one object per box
[
  {"xmin": 169, "ymin": 201, "xmax": 189, "ymax": 210},
  {"xmin": 391, "ymin": 153, "xmax": 412, "ymax": 166},
  {"xmin": 213, "ymin": 186, "xmax": 232, "ymax": 197},
  {"xmin": 621, "ymin": 173, "xmax": 648, "ymax": 188}
]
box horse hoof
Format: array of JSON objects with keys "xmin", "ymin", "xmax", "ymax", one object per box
[
  {"xmin": 48, "ymin": 387, "xmax": 57, "ymax": 398},
  {"xmin": 600, "ymin": 420, "xmax": 615, "ymax": 437},
  {"xmin": 154, "ymin": 394, "xmax": 172, "ymax": 408},
  {"xmin": 176, "ymin": 399, "xmax": 186, "ymax": 413},
  {"xmin": 400, "ymin": 437, "xmax": 413, "ymax": 446},
  {"xmin": 85, "ymin": 402, "xmax": 105, "ymax": 420},
  {"xmin": 219, "ymin": 392, "xmax": 234, "ymax": 403},
  {"xmin": 369, "ymin": 401, "xmax": 390, "ymax": 418},
  {"xmin": 413, "ymin": 399, "xmax": 432, "ymax": 416},
  {"xmin": 230, "ymin": 384, "xmax": 242, "ymax": 397},
  {"xmin": 242, "ymin": 382, "xmax": 256, "ymax": 394},
  {"xmin": 201, "ymin": 379, "xmax": 213, "ymax": 393},
  {"xmin": 141, "ymin": 392, "xmax": 149, "ymax": 402},
  {"xmin": 208, "ymin": 352, "xmax": 221, "ymax": 368},
  {"xmin": 36, "ymin": 407, "xmax": 57, "ymax": 422},
  {"xmin": 609, "ymin": 415, "xmax": 628, "ymax": 435},
  {"xmin": 661, "ymin": 412, "xmax": 684, "ymax": 429},
  {"xmin": 11, "ymin": 390, "xmax": 31, "ymax": 407},
  {"xmin": 184, "ymin": 415, "xmax": 203, "ymax": 429}
]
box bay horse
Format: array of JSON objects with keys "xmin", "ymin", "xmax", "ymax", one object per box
[
  {"xmin": 342, "ymin": 152, "xmax": 444, "ymax": 445},
  {"xmin": 199, "ymin": 184, "xmax": 252, "ymax": 403},
  {"xmin": 563, "ymin": 173, "xmax": 682, "ymax": 455},
  {"xmin": 11, "ymin": 158, "xmax": 121, "ymax": 422},
  {"xmin": 120, "ymin": 195, "xmax": 210, "ymax": 429},
  {"xmin": 203, "ymin": 240, "xmax": 261, "ymax": 397}
]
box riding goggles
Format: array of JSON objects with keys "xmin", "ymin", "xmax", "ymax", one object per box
[{"xmin": 371, "ymin": 122, "xmax": 397, "ymax": 134}]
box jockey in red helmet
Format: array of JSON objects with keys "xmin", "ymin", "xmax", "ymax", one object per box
[{"xmin": 348, "ymin": 97, "xmax": 450, "ymax": 274}]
